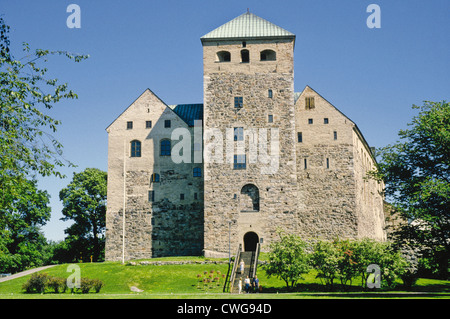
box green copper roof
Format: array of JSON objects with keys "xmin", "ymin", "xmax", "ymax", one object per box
[{"xmin": 201, "ymin": 12, "xmax": 295, "ymax": 41}]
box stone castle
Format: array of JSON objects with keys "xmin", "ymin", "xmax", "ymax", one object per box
[{"xmin": 105, "ymin": 12, "xmax": 386, "ymax": 261}]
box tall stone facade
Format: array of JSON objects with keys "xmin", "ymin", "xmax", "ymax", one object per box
[{"xmin": 105, "ymin": 12, "xmax": 386, "ymax": 261}]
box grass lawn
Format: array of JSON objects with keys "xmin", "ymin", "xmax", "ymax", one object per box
[{"xmin": 0, "ymin": 256, "xmax": 449, "ymax": 299}]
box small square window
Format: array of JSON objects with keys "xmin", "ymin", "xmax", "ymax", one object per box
[
  {"xmin": 297, "ymin": 132, "xmax": 302, "ymax": 143},
  {"xmin": 308, "ymin": 119, "xmax": 313, "ymax": 124},
  {"xmin": 180, "ymin": 194, "xmax": 185, "ymax": 200},
  {"xmin": 233, "ymin": 155, "xmax": 246, "ymax": 170},
  {"xmin": 127, "ymin": 121, "xmax": 133, "ymax": 129},
  {"xmin": 164, "ymin": 120, "xmax": 171, "ymax": 128},
  {"xmin": 234, "ymin": 127, "xmax": 244, "ymax": 141},
  {"xmin": 146, "ymin": 120, "xmax": 152, "ymax": 128},
  {"xmin": 234, "ymin": 97, "xmax": 243, "ymax": 108},
  {"xmin": 193, "ymin": 167, "xmax": 202, "ymax": 177},
  {"xmin": 324, "ymin": 118, "xmax": 329, "ymax": 124},
  {"xmin": 268, "ymin": 115, "xmax": 273, "ymax": 123}
]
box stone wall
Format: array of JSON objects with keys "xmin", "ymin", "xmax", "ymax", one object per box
[
  {"xmin": 202, "ymin": 38, "xmax": 299, "ymax": 255},
  {"xmin": 105, "ymin": 89, "xmax": 204, "ymax": 261}
]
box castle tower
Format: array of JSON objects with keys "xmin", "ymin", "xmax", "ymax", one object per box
[{"xmin": 201, "ymin": 12, "xmax": 299, "ymax": 256}]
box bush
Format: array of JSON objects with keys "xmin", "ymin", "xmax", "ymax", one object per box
[
  {"xmin": 22, "ymin": 273, "xmax": 49, "ymax": 293},
  {"xmin": 80, "ymin": 277, "xmax": 93, "ymax": 294},
  {"xmin": 47, "ymin": 276, "xmax": 67, "ymax": 293},
  {"xmin": 91, "ymin": 278, "xmax": 104, "ymax": 293},
  {"xmin": 21, "ymin": 273, "xmax": 103, "ymax": 294}
]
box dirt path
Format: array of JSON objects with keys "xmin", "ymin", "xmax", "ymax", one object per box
[{"xmin": 0, "ymin": 265, "xmax": 56, "ymax": 283}]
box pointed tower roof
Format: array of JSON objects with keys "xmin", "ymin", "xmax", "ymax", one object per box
[{"xmin": 201, "ymin": 11, "xmax": 295, "ymax": 42}]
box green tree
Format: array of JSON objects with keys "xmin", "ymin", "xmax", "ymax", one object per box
[
  {"xmin": 263, "ymin": 230, "xmax": 311, "ymax": 289},
  {"xmin": 0, "ymin": 177, "xmax": 51, "ymax": 273},
  {"xmin": 0, "ymin": 16, "xmax": 87, "ymax": 270},
  {"xmin": 59, "ymin": 168, "xmax": 107, "ymax": 262},
  {"xmin": 373, "ymin": 101, "xmax": 450, "ymax": 278}
]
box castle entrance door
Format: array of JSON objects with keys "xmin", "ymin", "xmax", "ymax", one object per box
[{"xmin": 243, "ymin": 232, "xmax": 259, "ymax": 251}]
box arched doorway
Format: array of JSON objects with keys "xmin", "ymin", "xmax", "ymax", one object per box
[{"xmin": 243, "ymin": 232, "xmax": 259, "ymax": 251}]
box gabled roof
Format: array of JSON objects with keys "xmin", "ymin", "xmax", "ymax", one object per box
[
  {"xmin": 296, "ymin": 85, "xmax": 377, "ymax": 162},
  {"xmin": 170, "ymin": 104, "xmax": 204, "ymax": 127},
  {"xmin": 201, "ymin": 12, "xmax": 295, "ymax": 41}
]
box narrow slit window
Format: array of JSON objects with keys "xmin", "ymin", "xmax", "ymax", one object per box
[
  {"xmin": 304, "ymin": 158, "xmax": 307, "ymax": 169},
  {"xmin": 297, "ymin": 132, "xmax": 302, "ymax": 143},
  {"xmin": 234, "ymin": 97, "xmax": 243, "ymax": 108},
  {"xmin": 334, "ymin": 131, "xmax": 338, "ymax": 140},
  {"xmin": 148, "ymin": 190, "xmax": 155, "ymax": 202},
  {"xmin": 268, "ymin": 114, "xmax": 273, "ymax": 123}
]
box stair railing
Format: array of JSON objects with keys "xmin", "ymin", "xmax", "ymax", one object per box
[
  {"xmin": 227, "ymin": 244, "xmax": 242, "ymax": 293},
  {"xmin": 250, "ymin": 243, "xmax": 260, "ymax": 279}
]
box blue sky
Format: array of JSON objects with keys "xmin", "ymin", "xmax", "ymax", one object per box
[{"xmin": 2, "ymin": 0, "xmax": 449, "ymax": 241}]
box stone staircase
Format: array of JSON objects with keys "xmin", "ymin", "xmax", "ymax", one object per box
[{"xmin": 230, "ymin": 251, "xmax": 256, "ymax": 293}]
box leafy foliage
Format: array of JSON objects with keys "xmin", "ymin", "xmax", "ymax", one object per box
[
  {"xmin": 372, "ymin": 100, "xmax": 450, "ymax": 278},
  {"xmin": 59, "ymin": 168, "xmax": 107, "ymax": 262},
  {"xmin": 0, "ymin": 16, "xmax": 88, "ymax": 272},
  {"xmin": 263, "ymin": 230, "xmax": 311, "ymax": 289}
]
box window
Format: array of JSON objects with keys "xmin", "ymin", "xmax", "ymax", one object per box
[
  {"xmin": 242, "ymin": 41, "xmax": 246, "ymax": 48},
  {"xmin": 260, "ymin": 49, "xmax": 276, "ymax": 61},
  {"xmin": 268, "ymin": 115, "xmax": 273, "ymax": 123},
  {"xmin": 326, "ymin": 158, "xmax": 330, "ymax": 169},
  {"xmin": 234, "ymin": 154, "xmax": 246, "ymax": 170},
  {"xmin": 308, "ymin": 118, "xmax": 313, "ymax": 124},
  {"xmin": 324, "ymin": 118, "xmax": 329, "ymax": 124},
  {"xmin": 130, "ymin": 140, "xmax": 141, "ymax": 157},
  {"xmin": 240, "ymin": 184, "xmax": 260, "ymax": 212},
  {"xmin": 234, "ymin": 97, "xmax": 243, "ymax": 108},
  {"xmin": 148, "ymin": 190, "xmax": 155, "ymax": 202},
  {"xmin": 297, "ymin": 132, "xmax": 302, "ymax": 143},
  {"xmin": 241, "ymin": 49, "xmax": 249, "ymax": 63},
  {"xmin": 217, "ymin": 51, "xmax": 231, "ymax": 62},
  {"xmin": 180, "ymin": 194, "xmax": 185, "ymax": 200},
  {"xmin": 193, "ymin": 167, "xmax": 202, "ymax": 177},
  {"xmin": 304, "ymin": 158, "xmax": 307, "ymax": 169},
  {"xmin": 194, "ymin": 193, "xmax": 198, "ymax": 200},
  {"xmin": 151, "ymin": 173, "xmax": 160, "ymax": 183},
  {"xmin": 268, "ymin": 89, "xmax": 273, "ymax": 98},
  {"xmin": 146, "ymin": 120, "xmax": 152, "ymax": 128},
  {"xmin": 234, "ymin": 127, "xmax": 244, "ymax": 141},
  {"xmin": 334, "ymin": 131, "xmax": 338, "ymax": 140},
  {"xmin": 164, "ymin": 120, "xmax": 171, "ymax": 128},
  {"xmin": 127, "ymin": 121, "xmax": 133, "ymax": 129},
  {"xmin": 305, "ymin": 97, "xmax": 315, "ymax": 109},
  {"xmin": 160, "ymin": 139, "xmax": 171, "ymax": 156}
]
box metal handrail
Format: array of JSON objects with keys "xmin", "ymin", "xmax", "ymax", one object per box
[
  {"xmin": 228, "ymin": 244, "xmax": 242, "ymax": 293},
  {"xmin": 250, "ymin": 243, "xmax": 260, "ymax": 279}
]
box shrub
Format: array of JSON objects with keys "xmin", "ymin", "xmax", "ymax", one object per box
[
  {"xmin": 80, "ymin": 277, "xmax": 93, "ymax": 294},
  {"xmin": 22, "ymin": 273, "xmax": 49, "ymax": 293},
  {"xmin": 47, "ymin": 276, "xmax": 67, "ymax": 293},
  {"xmin": 263, "ymin": 230, "xmax": 311, "ymax": 289},
  {"xmin": 91, "ymin": 278, "xmax": 104, "ymax": 293}
]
